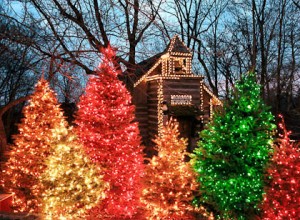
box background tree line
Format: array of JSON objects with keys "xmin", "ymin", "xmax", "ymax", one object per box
[{"xmin": 1, "ymin": 0, "xmax": 300, "ymax": 157}]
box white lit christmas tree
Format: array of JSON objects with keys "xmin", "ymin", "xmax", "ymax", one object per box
[{"xmin": 40, "ymin": 126, "xmax": 108, "ymax": 219}]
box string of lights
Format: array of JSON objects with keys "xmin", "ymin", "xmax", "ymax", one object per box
[{"xmin": 192, "ymin": 72, "xmax": 276, "ymax": 219}]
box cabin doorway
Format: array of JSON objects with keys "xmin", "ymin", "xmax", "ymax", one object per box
[{"xmin": 174, "ymin": 116, "xmax": 198, "ymax": 153}]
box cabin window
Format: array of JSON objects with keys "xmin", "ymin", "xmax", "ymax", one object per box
[{"xmin": 174, "ymin": 58, "xmax": 186, "ymax": 74}]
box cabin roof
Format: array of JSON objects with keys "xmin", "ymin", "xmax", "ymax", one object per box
[
  {"xmin": 129, "ymin": 52, "xmax": 163, "ymax": 83},
  {"xmin": 123, "ymin": 35, "xmax": 191, "ymax": 84},
  {"xmin": 167, "ymin": 35, "xmax": 191, "ymax": 54}
]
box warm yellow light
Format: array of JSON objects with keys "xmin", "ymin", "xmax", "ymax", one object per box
[
  {"xmin": 141, "ymin": 120, "xmax": 211, "ymax": 219},
  {"xmin": 41, "ymin": 127, "xmax": 108, "ymax": 219}
]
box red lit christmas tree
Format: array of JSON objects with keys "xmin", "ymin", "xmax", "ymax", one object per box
[
  {"xmin": 1, "ymin": 78, "xmax": 67, "ymax": 213},
  {"xmin": 75, "ymin": 46, "xmax": 144, "ymax": 219},
  {"xmin": 261, "ymin": 114, "xmax": 300, "ymax": 219},
  {"xmin": 141, "ymin": 119, "xmax": 208, "ymax": 219}
]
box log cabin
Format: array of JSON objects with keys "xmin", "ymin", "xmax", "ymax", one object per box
[{"xmin": 123, "ymin": 35, "xmax": 222, "ymax": 155}]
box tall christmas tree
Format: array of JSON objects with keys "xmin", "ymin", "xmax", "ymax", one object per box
[
  {"xmin": 1, "ymin": 78, "xmax": 67, "ymax": 213},
  {"xmin": 40, "ymin": 126, "xmax": 108, "ymax": 220},
  {"xmin": 141, "ymin": 119, "xmax": 208, "ymax": 219},
  {"xmin": 75, "ymin": 46, "xmax": 144, "ymax": 218},
  {"xmin": 191, "ymin": 72, "xmax": 276, "ymax": 219},
  {"xmin": 261, "ymin": 114, "xmax": 300, "ymax": 219}
]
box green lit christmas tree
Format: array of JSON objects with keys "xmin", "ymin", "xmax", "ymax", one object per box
[{"xmin": 191, "ymin": 72, "xmax": 276, "ymax": 219}]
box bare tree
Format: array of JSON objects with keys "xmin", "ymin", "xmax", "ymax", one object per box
[
  {"xmin": 0, "ymin": 0, "xmax": 169, "ymax": 153},
  {"xmin": 275, "ymin": 0, "xmax": 287, "ymax": 112},
  {"xmin": 159, "ymin": 0, "xmax": 229, "ymax": 96},
  {"xmin": 21, "ymin": 0, "xmax": 166, "ymax": 77},
  {"xmin": 292, "ymin": 0, "xmax": 300, "ymax": 8},
  {"xmin": 0, "ymin": 10, "xmax": 38, "ymax": 154}
]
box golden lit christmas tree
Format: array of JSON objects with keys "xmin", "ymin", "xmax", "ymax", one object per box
[
  {"xmin": 141, "ymin": 119, "xmax": 208, "ymax": 219},
  {"xmin": 1, "ymin": 78, "xmax": 67, "ymax": 213},
  {"xmin": 40, "ymin": 126, "xmax": 108, "ymax": 219}
]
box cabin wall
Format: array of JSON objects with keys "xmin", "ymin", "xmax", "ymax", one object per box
[
  {"xmin": 203, "ymin": 89, "xmax": 212, "ymax": 123},
  {"xmin": 132, "ymin": 76, "xmax": 217, "ymax": 148},
  {"xmin": 133, "ymin": 82, "xmax": 148, "ymax": 145},
  {"xmin": 147, "ymin": 80, "xmax": 159, "ymax": 146},
  {"xmin": 163, "ymin": 78, "xmax": 203, "ymax": 152},
  {"xmin": 163, "ymin": 78, "xmax": 201, "ymax": 106},
  {"xmin": 127, "ymin": 35, "xmax": 224, "ymax": 156}
]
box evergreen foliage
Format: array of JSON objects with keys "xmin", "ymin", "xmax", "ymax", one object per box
[
  {"xmin": 75, "ymin": 46, "xmax": 144, "ymax": 218},
  {"xmin": 41, "ymin": 127, "xmax": 107, "ymax": 219},
  {"xmin": 192, "ymin": 72, "xmax": 276, "ymax": 219},
  {"xmin": 261, "ymin": 115, "xmax": 300, "ymax": 219},
  {"xmin": 1, "ymin": 78, "xmax": 67, "ymax": 213},
  {"xmin": 142, "ymin": 119, "xmax": 207, "ymax": 219}
]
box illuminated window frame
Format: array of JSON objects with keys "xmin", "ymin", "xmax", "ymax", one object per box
[{"xmin": 171, "ymin": 95, "xmax": 192, "ymax": 106}]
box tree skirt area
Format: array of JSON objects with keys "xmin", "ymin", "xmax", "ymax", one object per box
[{"xmin": 0, "ymin": 212, "xmax": 39, "ymax": 220}]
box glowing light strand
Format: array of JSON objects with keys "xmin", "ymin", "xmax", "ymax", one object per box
[
  {"xmin": 261, "ymin": 114, "xmax": 300, "ymax": 219},
  {"xmin": 41, "ymin": 127, "xmax": 108, "ymax": 220},
  {"xmin": 142, "ymin": 119, "xmax": 211, "ymax": 219},
  {"xmin": 192, "ymin": 72, "xmax": 276, "ymax": 219},
  {"xmin": 1, "ymin": 78, "xmax": 68, "ymax": 213},
  {"xmin": 75, "ymin": 46, "xmax": 145, "ymax": 219}
]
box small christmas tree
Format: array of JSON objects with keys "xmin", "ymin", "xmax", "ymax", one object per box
[
  {"xmin": 75, "ymin": 46, "xmax": 144, "ymax": 218},
  {"xmin": 261, "ymin": 114, "xmax": 300, "ymax": 219},
  {"xmin": 41, "ymin": 126, "xmax": 108, "ymax": 220},
  {"xmin": 192, "ymin": 72, "xmax": 276, "ymax": 219},
  {"xmin": 142, "ymin": 119, "xmax": 207, "ymax": 219},
  {"xmin": 1, "ymin": 78, "xmax": 67, "ymax": 213}
]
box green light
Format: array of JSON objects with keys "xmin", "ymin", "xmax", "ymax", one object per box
[{"xmin": 191, "ymin": 72, "xmax": 275, "ymax": 219}]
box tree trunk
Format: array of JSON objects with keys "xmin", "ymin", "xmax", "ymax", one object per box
[
  {"xmin": 0, "ymin": 96, "xmax": 30, "ymax": 158},
  {"xmin": 276, "ymin": 0, "xmax": 286, "ymax": 113},
  {"xmin": 287, "ymin": 28, "xmax": 296, "ymax": 111},
  {"xmin": 251, "ymin": 0, "xmax": 257, "ymax": 72}
]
